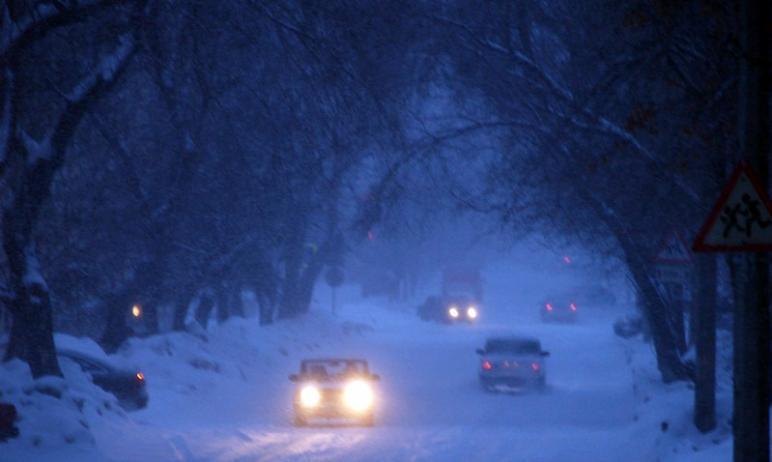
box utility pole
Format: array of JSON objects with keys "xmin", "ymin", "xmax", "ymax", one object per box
[{"xmin": 735, "ymin": 0, "xmax": 770, "ymax": 459}]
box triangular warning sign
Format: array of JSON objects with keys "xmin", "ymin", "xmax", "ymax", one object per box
[
  {"xmin": 693, "ymin": 162, "xmax": 772, "ymax": 252},
  {"xmin": 656, "ymin": 231, "xmax": 692, "ymax": 264}
]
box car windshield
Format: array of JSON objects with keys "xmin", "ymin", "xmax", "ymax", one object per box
[
  {"xmin": 301, "ymin": 359, "xmax": 367, "ymax": 379},
  {"xmin": 485, "ymin": 339, "xmax": 541, "ymax": 355}
]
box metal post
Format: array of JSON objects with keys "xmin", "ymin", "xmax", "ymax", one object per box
[
  {"xmin": 694, "ymin": 255, "xmax": 716, "ymax": 432},
  {"xmin": 735, "ymin": 0, "xmax": 770, "ymax": 459}
]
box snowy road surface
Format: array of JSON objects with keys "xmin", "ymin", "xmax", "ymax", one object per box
[{"xmin": 86, "ymin": 303, "xmax": 648, "ymax": 462}]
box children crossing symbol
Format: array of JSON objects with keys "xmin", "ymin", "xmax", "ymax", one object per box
[{"xmin": 694, "ymin": 162, "xmax": 772, "ymax": 252}]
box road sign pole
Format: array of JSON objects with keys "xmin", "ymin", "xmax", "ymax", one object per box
[
  {"xmin": 734, "ymin": 0, "xmax": 770, "ymax": 459},
  {"xmin": 694, "ymin": 254, "xmax": 716, "ymax": 432}
]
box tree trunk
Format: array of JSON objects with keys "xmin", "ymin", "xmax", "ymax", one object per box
[
  {"xmin": 172, "ymin": 289, "xmax": 194, "ymax": 331},
  {"xmin": 591, "ymin": 200, "xmax": 691, "ymax": 383},
  {"xmin": 216, "ymin": 284, "xmax": 229, "ymax": 324},
  {"xmin": 229, "ymin": 287, "xmax": 244, "ymax": 318},
  {"xmin": 99, "ymin": 257, "xmax": 166, "ymax": 349},
  {"xmin": 2, "ymin": 213, "xmax": 62, "ymax": 377},
  {"xmin": 194, "ymin": 291, "xmax": 215, "ymax": 329},
  {"xmin": 297, "ymin": 253, "xmax": 327, "ymax": 314},
  {"xmin": 669, "ymin": 301, "xmax": 688, "ymax": 355},
  {"xmin": 694, "ymin": 254, "xmax": 717, "ymax": 432},
  {"xmin": 258, "ymin": 289, "xmax": 275, "ymax": 325},
  {"xmin": 142, "ymin": 301, "xmax": 159, "ymax": 336},
  {"xmin": 100, "ymin": 291, "xmax": 134, "ymax": 353},
  {"xmin": 4, "ymin": 281, "xmax": 60, "ymax": 378},
  {"xmin": 630, "ymin": 262, "xmax": 692, "ymax": 382},
  {"xmin": 0, "ymin": 9, "xmax": 136, "ymax": 374},
  {"xmin": 278, "ymin": 239, "xmax": 304, "ymax": 319}
]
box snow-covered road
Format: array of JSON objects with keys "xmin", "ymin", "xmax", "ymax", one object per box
[{"xmin": 96, "ymin": 303, "xmax": 645, "ymax": 462}]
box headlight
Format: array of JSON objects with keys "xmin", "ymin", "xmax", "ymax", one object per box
[
  {"xmin": 343, "ymin": 380, "xmax": 374, "ymax": 412},
  {"xmin": 448, "ymin": 306, "xmax": 460, "ymax": 318},
  {"xmin": 299, "ymin": 385, "xmax": 321, "ymax": 408},
  {"xmin": 466, "ymin": 306, "xmax": 478, "ymax": 319}
]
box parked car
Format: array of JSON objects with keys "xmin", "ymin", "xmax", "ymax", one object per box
[
  {"xmin": 0, "ymin": 403, "xmax": 19, "ymax": 441},
  {"xmin": 417, "ymin": 295, "xmax": 480, "ymax": 324},
  {"xmin": 476, "ymin": 336, "xmax": 549, "ymax": 391},
  {"xmin": 540, "ymin": 297, "xmax": 578, "ymax": 323},
  {"xmin": 613, "ymin": 314, "xmax": 645, "ymax": 339},
  {"xmin": 58, "ymin": 349, "xmax": 148, "ymax": 410},
  {"xmin": 289, "ymin": 358, "xmax": 380, "ymax": 426}
]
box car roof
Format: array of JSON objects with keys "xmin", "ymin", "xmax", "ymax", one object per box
[
  {"xmin": 58, "ymin": 349, "xmax": 116, "ymax": 369},
  {"xmin": 485, "ymin": 335, "xmax": 540, "ymax": 343},
  {"xmin": 300, "ymin": 358, "xmax": 368, "ymax": 365}
]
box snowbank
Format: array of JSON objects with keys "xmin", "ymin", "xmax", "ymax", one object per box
[
  {"xmin": 621, "ymin": 330, "xmax": 734, "ymax": 462},
  {"xmin": 0, "ymin": 352, "xmax": 127, "ymax": 462},
  {"xmin": 1, "ymin": 306, "xmax": 382, "ymax": 462}
]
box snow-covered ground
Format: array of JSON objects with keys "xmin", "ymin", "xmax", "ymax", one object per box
[{"xmin": 1, "ymin": 271, "xmax": 737, "ymax": 462}]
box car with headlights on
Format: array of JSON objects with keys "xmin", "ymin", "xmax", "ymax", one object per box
[
  {"xmin": 476, "ymin": 336, "xmax": 549, "ymax": 391},
  {"xmin": 289, "ymin": 358, "xmax": 380, "ymax": 426},
  {"xmin": 417, "ymin": 295, "xmax": 480, "ymax": 324}
]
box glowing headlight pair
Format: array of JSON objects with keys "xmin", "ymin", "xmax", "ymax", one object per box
[
  {"xmin": 448, "ymin": 306, "xmax": 478, "ymax": 319},
  {"xmin": 298, "ymin": 380, "xmax": 374, "ymax": 412}
]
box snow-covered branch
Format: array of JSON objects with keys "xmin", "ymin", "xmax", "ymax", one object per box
[
  {"xmin": 21, "ymin": 33, "xmax": 135, "ymax": 168},
  {"xmin": 18, "ymin": 127, "xmax": 52, "ymax": 167},
  {"xmin": 431, "ymin": 13, "xmax": 702, "ymax": 203},
  {"xmin": 0, "ymin": 0, "xmax": 123, "ymax": 61},
  {"xmin": 65, "ymin": 33, "xmax": 134, "ymax": 103}
]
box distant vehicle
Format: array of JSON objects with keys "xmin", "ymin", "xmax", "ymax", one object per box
[
  {"xmin": 417, "ymin": 295, "xmax": 480, "ymax": 323},
  {"xmin": 58, "ymin": 350, "xmax": 148, "ymax": 410},
  {"xmin": 540, "ymin": 297, "xmax": 578, "ymax": 323},
  {"xmin": 417, "ymin": 269, "xmax": 483, "ymax": 323},
  {"xmin": 565, "ymin": 284, "xmax": 617, "ymax": 309},
  {"xmin": 289, "ymin": 358, "xmax": 380, "ymax": 426},
  {"xmin": 476, "ymin": 336, "xmax": 549, "ymax": 391},
  {"xmin": 441, "ymin": 269, "xmax": 483, "ymax": 301}
]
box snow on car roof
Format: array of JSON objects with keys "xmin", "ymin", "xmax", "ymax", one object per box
[
  {"xmin": 300, "ymin": 358, "xmax": 368, "ymax": 366},
  {"xmin": 485, "ymin": 335, "xmax": 540, "ymax": 343}
]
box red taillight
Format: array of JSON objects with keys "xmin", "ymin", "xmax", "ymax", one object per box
[
  {"xmin": 546, "ymin": 303, "xmax": 553, "ymax": 311},
  {"xmin": 482, "ymin": 361, "xmax": 493, "ymax": 370},
  {"xmin": 531, "ymin": 362, "xmax": 540, "ymax": 372},
  {"xmin": 136, "ymin": 372, "xmax": 144, "ymax": 382},
  {"xmin": 570, "ymin": 303, "xmax": 577, "ymax": 311}
]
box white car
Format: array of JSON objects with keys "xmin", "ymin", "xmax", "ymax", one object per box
[
  {"xmin": 289, "ymin": 358, "xmax": 380, "ymax": 426},
  {"xmin": 476, "ymin": 336, "xmax": 550, "ymax": 391}
]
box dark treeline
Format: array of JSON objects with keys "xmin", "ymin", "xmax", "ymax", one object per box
[{"xmin": 0, "ymin": 0, "xmax": 747, "ymax": 433}]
